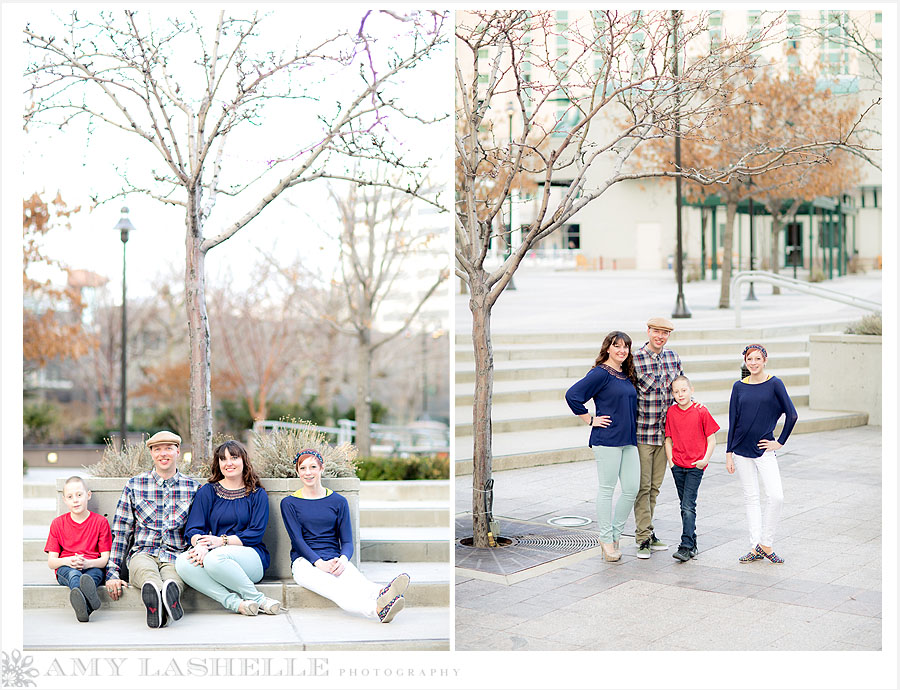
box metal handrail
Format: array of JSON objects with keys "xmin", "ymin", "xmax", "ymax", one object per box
[{"xmin": 730, "ymin": 270, "xmax": 881, "ymax": 327}]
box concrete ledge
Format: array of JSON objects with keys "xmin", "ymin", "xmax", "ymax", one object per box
[
  {"xmin": 24, "ymin": 579, "xmax": 449, "ymax": 609},
  {"xmin": 809, "ymin": 333, "xmax": 881, "ymax": 424}
]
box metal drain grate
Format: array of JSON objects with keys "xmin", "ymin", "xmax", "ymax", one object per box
[{"xmin": 512, "ymin": 532, "xmax": 602, "ymax": 553}]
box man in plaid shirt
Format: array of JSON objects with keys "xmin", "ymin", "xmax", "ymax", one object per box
[
  {"xmin": 104, "ymin": 430, "xmax": 199, "ymax": 628},
  {"xmin": 632, "ymin": 317, "xmax": 684, "ymax": 559}
]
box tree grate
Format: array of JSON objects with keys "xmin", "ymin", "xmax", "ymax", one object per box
[{"xmin": 512, "ymin": 533, "xmax": 602, "ymax": 553}]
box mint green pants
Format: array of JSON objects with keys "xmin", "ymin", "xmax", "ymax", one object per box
[
  {"xmin": 175, "ymin": 545, "xmax": 265, "ymax": 613},
  {"xmin": 593, "ymin": 445, "xmax": 640, "ymax": 543}
]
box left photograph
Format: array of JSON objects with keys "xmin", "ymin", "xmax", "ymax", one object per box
[{"xmin": 20, "ymin": 8, "xmax": 451, "ymax": 651}]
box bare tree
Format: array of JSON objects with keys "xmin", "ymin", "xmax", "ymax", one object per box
[
  {"xmin": 25, "ymin": 9, "xmax": 447, "ymax": 462},
  {"xmin": 316, "ymin": 180, "xmax": 448, "ymax": 457},
  {"xmin": 456, "ymin": 10, "xmax": 876, "ymax": 546},
  {"xmin": 208, "ymin": 261, "xmax": 316, "ymax": 423}
]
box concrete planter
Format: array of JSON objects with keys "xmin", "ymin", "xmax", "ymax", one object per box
[
  {"xmin": 809, "ymin": 333, "xmax": 881, "ymax": 424},
  {"xmin": 57, "ymin": 476, "xmax": 360, "ymax": 580}
]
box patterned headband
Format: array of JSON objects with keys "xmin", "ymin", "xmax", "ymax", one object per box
[
  {"xmin": 742, "ymin": 344, "xmax": 767, "ymax": 358},
  {"xmin": 294, "ymin": 449, "xmax": 325, "ymax": 466}
]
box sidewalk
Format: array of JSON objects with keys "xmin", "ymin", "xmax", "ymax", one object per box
[
  {"xmin": 455, "ymin": 425, "xmax": 882, "ymax": 651},
  {"xmin": 454, "ymin": 267, "xmax": 883, "ymax": 334}
]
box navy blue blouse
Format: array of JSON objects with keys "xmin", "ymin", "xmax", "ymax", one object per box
[
  {"xmin": 565, "ymin": 364, "xmax": 638, "ymax": 447},
  {"xmin": 726, "ymin": 376, "xmax": 799, "ymax": 458},
  {"xmin": 184, "ymin": 482, "xmax": 270, "ymax": 570}
]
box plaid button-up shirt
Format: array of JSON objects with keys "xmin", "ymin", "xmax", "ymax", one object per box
[
  {"xmin": 106, "ymin": 469, "xmax": 200, "ymax": 581},
  {"xmin": 633, "ymin": 342, "xmax": 684, "ymax": 446}
]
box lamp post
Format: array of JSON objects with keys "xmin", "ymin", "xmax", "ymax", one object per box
[
  {"xmin": 505, "ymin": 102, "xmax": 516, "ymax": 291},
  {"xmin": 115, "ymin": 207, "xmax": 136, "ymax": 449},
  {"xmin": 671, "ymin": 10, "xmax": 691, "ymax": 319}
]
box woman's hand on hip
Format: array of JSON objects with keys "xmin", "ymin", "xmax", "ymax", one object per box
[
  {"xmin": 757, "ymin": 439, "xmax": 782, "ymax": 452},
  {"xmin": 593, "ymin": 415, "xmax": 612, "ymax": 428}
]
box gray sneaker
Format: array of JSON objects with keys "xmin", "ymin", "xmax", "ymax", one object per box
[
  {"xmin": 649, "ymin": 533, "xmax": 668, "ymax": 551},
  {"xmin": 636, "ymin": 539, "xmax": 652, "ymax": 559}
]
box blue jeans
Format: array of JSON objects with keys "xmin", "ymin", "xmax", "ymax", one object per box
[
  {"xmin": 56, "ymin": 566, "xmax": 104, "ymax": 590},
  {"xmin": 670, "ymin": 466, "xmax": 704, "ymax": 550}
]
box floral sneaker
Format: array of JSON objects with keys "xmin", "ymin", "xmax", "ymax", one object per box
[
  {"xmin": 755, "ymin": 544, "xmax": 785, "ymax": 564},
  {"xmin": 377, "ymin": 595, "xmax": 405, "ymax": 623}
]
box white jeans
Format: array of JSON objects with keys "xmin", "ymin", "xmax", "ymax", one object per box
[
  {"xmin": 291, "ymin": 557, "xmax": 381, "ymax": 619},
  {"xmin": 733, "ymin": 452, "xmax": 784, "ymax": 548}
]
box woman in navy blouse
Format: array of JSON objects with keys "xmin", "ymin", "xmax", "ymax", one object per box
[
  {"xmin": 725, "ymin": 344, "xmax": 798, "ymax": 564},
  {"xmin": 175, "ymin": 440, "xmax": 280, "ymax": 616},
  {"xmin": 566, "ymin": 331, "xmax": 639, "ymax": 562},
  {"xmin": 280, "ymin": 449, "xmax": 409, "ymax": 623}
]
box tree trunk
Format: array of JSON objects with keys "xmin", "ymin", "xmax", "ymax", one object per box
[
  {"xmin": 185, "ymin": 193, "xmax": 213, "ymax": 465},
  {"xmin": 770, "ymin": 213, "xmax": 783, "ymax": 295},
  {"xmin": 718, "ymin": 199, "xmax": 738, "ymax": 308},
  {"xmin": 355, "ymin": 330, "xmax": 373, "ymax": 458},
  {"xmin": 469, "ymin": 278, "xmax": 494, "ymax": 547}
]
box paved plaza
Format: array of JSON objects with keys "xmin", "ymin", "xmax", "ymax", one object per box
[
  {"xmin": 455, "ymin": 425, "xmax": 884, "ymax": 651},
  {"xmin": 454, "ymin": 267, "xmax": 892, "ymax": 653}
]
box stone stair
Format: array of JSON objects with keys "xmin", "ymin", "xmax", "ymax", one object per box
[
  {"xmin": 455, "ymin": 321, "xmax": 869, "ymax": 474},
  {"xmin": 22, "ymin": 477, "xmax": 450, "ymax": 650}
]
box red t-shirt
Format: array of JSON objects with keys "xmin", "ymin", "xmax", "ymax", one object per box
[
  {"xmin": 44, "ymin": 511, "xmax": 113, "ymax": 571},
  {"xmin": 664, "ymin": 404, "xmax": 720, "ymax": 469}
]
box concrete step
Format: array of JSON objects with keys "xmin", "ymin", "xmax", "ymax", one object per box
[
  {"xmin": 359, "ymin": 480, "xmax": 450, "ymax": 502},
  {"xmin": 24, "ymin": 606, "xmax": 450, "ymax": 651},
  {"xmin": 454, "ymin": 389, "xmax": 812, "ymax": 437},
  {"xmin": 359, "ymin": 500, "xmax": 449, "ymax": 528},
  {"xmin": 24, "ymin": 561, "xmax": 449, "ymax": 608},
  {"xmin": 23, "ymin": 483, "xmax": 57, "ymax": 498},
  {"xmin": 454, "ymin": 319, "xmax": 852, "ymax": 345},
  {"xmin": 455, "ymin": 335, "xmax": 812, "ymax": 362},
  {"xmin": 24, "ymin": 526, "xmax": 452, "ymax": 563},
  {"xmin": 456, "ymin": 369, "xmax": 812, "ymax": 406},
  {"xmin": 359, "ymin": 527, "xmax": 449, "ymax": 562},
  {"xmin": 455, "ymin": 407, "xmax": 869, "ymax": 472},
  {"xmin": 455, "ymin": 353, "xmax": 809, "ymax": 383}
]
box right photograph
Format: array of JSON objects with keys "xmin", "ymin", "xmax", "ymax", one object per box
[{"xmin": 454, "ymin": 9, "xmax": 883, "ymax": 651}]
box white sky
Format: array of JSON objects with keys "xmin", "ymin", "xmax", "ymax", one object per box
[{"xmin": 14, "ymin": 5, "xmax": 452, "ymax": 305}]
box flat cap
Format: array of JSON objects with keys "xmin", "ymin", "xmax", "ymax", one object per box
[
  {"xmin": 647, "ymin": 316, "xmax": 675, "ymax": 332},
  {"xmin": 146, "ymin": 430, "xmax": 182, "ymax": 448}
]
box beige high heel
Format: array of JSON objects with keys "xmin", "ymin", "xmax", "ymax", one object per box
[{"xmin": 600, "ymin": 542, "xmax": 621, "ymax": 562}]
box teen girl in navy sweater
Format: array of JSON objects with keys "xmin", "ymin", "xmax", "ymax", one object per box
[
  {"xmin": 725, "ymin": 344, "xmax": 798, "ymax": 564},
  {"xmin": 280, "ymin": 449, "xmax": 409, "ymax": 623}
]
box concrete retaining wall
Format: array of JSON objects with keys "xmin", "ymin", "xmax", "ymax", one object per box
[
  {"xmin": 57, "ymin": 476, "xmax": 360, "ymax": 580},
  {"xmin": 809, "ymin": 333, "xmax": 881, "ymax": 424}
]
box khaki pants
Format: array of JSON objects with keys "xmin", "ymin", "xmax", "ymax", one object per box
[
  {"xmin": 633, "ymin": 443, "xmax": 668, "ymax": 543},
  {"xmin": 127, "ymin": 552, "xmax": 186, "ymax": 595}
]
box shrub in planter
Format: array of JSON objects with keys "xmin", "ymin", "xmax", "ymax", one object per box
[
  {"xmin": 844, "ymin": 312, "xmax": 881, "ymax": 336},
  {"xmin": 356, "ymin": 455, "xmax": 450, "ymax": 481}
]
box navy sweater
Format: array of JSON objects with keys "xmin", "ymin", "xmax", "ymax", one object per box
[
  {"xmin": 565, "ymin": 364, "xmax": 638, "ymax": 447},
  {"xmin": 726, "ymin": 376, "xmax": 799, "ymax": 458},
  {"xmin": 184, "ymin": 483, "xmax": 270, "ymax": 570},
  {"xmin": 280, "ymin": 490, "xmax": 353, "ymax": 564}
]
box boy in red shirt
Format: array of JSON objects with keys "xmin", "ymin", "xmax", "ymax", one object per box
[
  {"xmin": 45, "ymin": 476, "xmax": 112, "ymax": 622},
  {"xmin": 664, "ymin": 376, "xmax": 720, "ymax": 562}
]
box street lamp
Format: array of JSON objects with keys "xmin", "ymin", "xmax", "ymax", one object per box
[
  {"xmin": 114, "ymin": 207, "xmax": 136, "ymax": 449},
  {"xmin": 671, "ymin": 10, "xmax": 691, "ymax": 319},
  {"xmin": 505, "ymin": 101, "xmax": 516, "ymax": 291}
]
